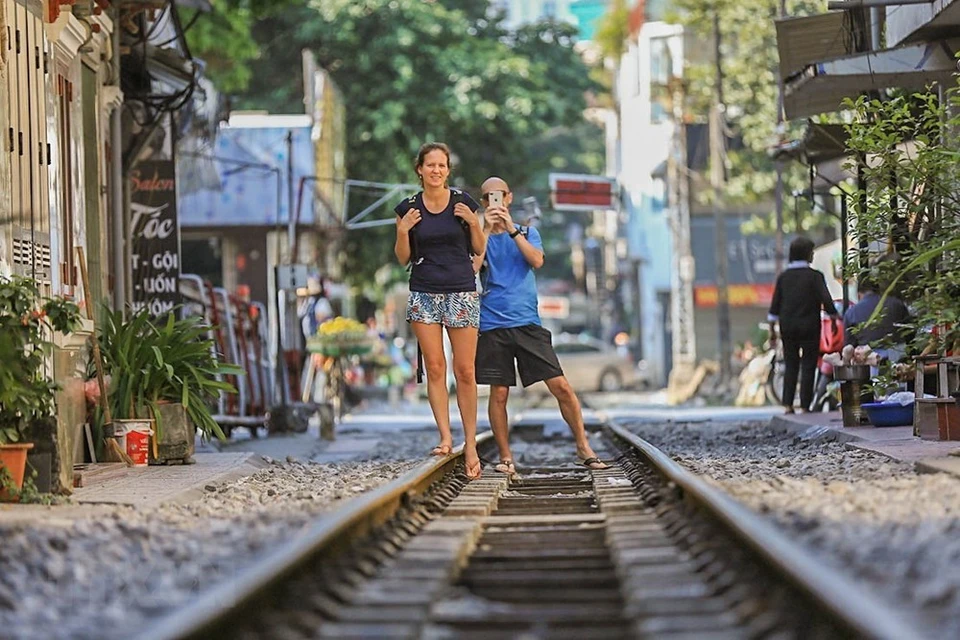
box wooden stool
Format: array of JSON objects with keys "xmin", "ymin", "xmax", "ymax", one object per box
[{"xmin": 915, "ymin": 356, "xmax": 960, "ymax": 440}]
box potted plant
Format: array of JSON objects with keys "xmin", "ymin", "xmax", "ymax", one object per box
[
  {"xmin": 0, "ymin": 276, "xmax": 81, "ymax": 500},
  {"xmin": 96, "ymin": 307, "xmax": 241, "ymax": 464}
]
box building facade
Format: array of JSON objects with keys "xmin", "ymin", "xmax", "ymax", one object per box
[
  {"xmin": 492, "ymin": 0, "xmax": 578, "ymax": 27},
  {"xmin": 2, "ymin": 0, "xmax": 119, "ymax": 491},
  {"xmin": 2, "ymin": 0, "xmax": 220, "ymax": 490}
]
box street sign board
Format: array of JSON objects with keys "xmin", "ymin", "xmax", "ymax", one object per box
[
  {"xmin": 130, "ymin": 160, "xmax": 181, "ymax": 317},
  {"xmin": 549, "ymin": 173, "xmax": 617, "ymax": 211},
  {"xmin": 276, "ymin": 264, "xmax": 309, "ymax": 291}
]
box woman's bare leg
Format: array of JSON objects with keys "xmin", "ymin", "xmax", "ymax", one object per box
[
  {"xmin": 411, "ymin": 322, "xmax": 452, "ymax": 451},
  {"xmin": 448, "ymin": 325, "xmax": 480, "ymax": 476}
]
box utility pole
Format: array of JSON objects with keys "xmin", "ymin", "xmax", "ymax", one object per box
[
  {"xmin": 711, "ymin": 9, "xmax": 732, "ymax": 384},
  {"xmin": 666, "ymin": 72, "xmax": 697, "ymax": 402},
  {"xmin": 774, "ymin": 0, "xmax": 786, "ymax": 274}
]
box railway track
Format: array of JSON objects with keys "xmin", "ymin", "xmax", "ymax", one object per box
[{"xmin": 142, "ymin": 424, "xmax": 924, "ymax": 640}]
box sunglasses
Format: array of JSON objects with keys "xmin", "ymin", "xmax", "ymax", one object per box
[{"xmin": 480, "ymin": 191, "xmax": 508, "ymax": 202}]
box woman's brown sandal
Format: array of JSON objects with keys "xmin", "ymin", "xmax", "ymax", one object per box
[
  {"xmin": 493, "ymin": 459, "xmax": 517, "ymax": 476},
  {"xmin": 430, "ymin": 444, "xmax": 452, "ymax": 457}
]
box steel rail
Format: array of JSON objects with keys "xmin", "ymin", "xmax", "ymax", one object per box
[
  {"xmin": 141, "ymin": 432, "xmax": 493, "ymax": 640},
  {"xmin": 606, "ymin": 422, "xmax": 927, "ymax": 640}
]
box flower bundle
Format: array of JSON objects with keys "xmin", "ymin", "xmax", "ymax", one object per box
[
  {"xmin": 308, "ymin": 317, "xmax": 372, "ymax": 356},
  {"xmin": 823, "ymin": 344, "xmax": 880, "ymax": 368}
]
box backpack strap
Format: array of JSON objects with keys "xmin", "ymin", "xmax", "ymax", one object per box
[
  {"xmin": 416, "ymin": 342, "xmax": 424, "ymax": 383},
  {"xmin": 450, "ymin": 188, "xmax": 476, "ymax": 255},
  {"xmin": 397, "ymin": 193, "xmax": 421, "ymax": 270}
]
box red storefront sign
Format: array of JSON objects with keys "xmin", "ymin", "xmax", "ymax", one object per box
[
  {"xmin": 694, "ymin": 284, "xmax": 776, "ymax": 308},
  {"xmin": 549, "ymin": 173, "xmax": 617, "ymax": 211}
]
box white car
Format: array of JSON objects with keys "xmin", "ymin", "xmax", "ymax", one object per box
[{"xmin": 532, "ymin": 333, "xmax": 638, "ymax": 393}]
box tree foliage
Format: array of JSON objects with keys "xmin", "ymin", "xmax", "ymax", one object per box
[
  {"xmin": 184, "ymin": 0, "xmax": 301, "ymax": 94},
  {"xmin": 235, "ymin": 0, "xmax": 603, "ymax": 289},
  {"xmin": 595, "ymin": 0, "xmax": 631, "ymax": 61},
  {"xmin": 669, "ymin": 0, "xmax": 831, "ymax": 231}
]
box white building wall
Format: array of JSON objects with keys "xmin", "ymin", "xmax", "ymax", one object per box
[{"xmin": 617, "ymin": 21, "xmax": 685, "ymax": 385}]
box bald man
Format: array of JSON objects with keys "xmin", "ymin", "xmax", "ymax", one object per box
[{"xmin": 474, "ymin": 177, "xmax": 608, "ymax": 474}]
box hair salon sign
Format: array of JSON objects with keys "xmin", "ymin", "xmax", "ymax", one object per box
[{"xmin": 130, "ymin": 161, "xmax": 181, "ymax": 316}]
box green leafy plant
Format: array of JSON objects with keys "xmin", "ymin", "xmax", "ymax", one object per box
[
  {"xmin": 1, "ymin": 466, "xmax": 64, "ymax": 505},
  {"xmin": 237, "ymin": 0, "xmax": 603, "ymax": 291},
  {"xmin": 864, "ymin": 361, "xmax": 912, "ymax": 400},
  {"xmin": 842, "ymin": 87, "xmax": 960, "ymax": 358},
  {"xmin": 97, "ymin": 307, "xmax": 243, "ymax": 441},
  {"xmin": 0, "ymin": 276, "xmax": 82, "ymax": 444}
]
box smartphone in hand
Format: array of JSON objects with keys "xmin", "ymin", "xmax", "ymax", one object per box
[{"xmin": 487, "ymin": 191, "xmax": 504, "ymax": 208}]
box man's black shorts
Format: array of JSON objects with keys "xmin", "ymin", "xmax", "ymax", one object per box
[{"xmin": 476, "ymin": 324, "xmax": 564, "ymax": 387}]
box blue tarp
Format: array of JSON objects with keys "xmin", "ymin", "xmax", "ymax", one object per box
[{"xmin": 178, "ymin": 122, "xmax": 315, "ymax": 227}]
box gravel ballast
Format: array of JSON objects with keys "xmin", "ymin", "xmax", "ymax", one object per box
[
  {"xmin": 624, "ymin": 420, "xmax": 960, "ymax": 638},
  {"xmin": 0, "ymin": 431, "xmax": 432, "ymax": 640}
]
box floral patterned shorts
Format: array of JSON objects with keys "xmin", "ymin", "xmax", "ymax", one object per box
[{"xmin": 407, "ymin": 291, "xmax": 480, "ymax": 329}]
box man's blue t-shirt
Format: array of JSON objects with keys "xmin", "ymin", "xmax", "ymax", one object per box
[
  {"xmin": 480, "ymin": 226, "xmax": 543, "ymax": 332},
  {"xmin": 394, "ymin": 189, "xmax": 480, "ymax": 293}
]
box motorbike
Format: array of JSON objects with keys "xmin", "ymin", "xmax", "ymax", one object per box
[{"xmin": 811, "ymin": 310, "xmax": 845, "ymax": 411}]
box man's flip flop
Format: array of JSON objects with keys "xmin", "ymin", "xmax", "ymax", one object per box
[
  {"xmin": 430, "ymin": 444, "xmax": 452, "ymax": 457},
  {"xmin": 578, "ymin": 456, "xmax": 609, "ymax": 470}
]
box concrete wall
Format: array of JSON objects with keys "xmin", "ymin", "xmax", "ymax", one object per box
[
  {"xmin": 0, "ymin": 1, "xmax": 10, "ymax": 278},
  {"xmin": 885, "ymin": 0, "xmax": 954, "ymax": 47},
  {"xmin": 695, "ymin": 306, "xmax": 766, "ymax": 361}
]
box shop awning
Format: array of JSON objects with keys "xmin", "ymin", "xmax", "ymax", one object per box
[
  {"xmin": 770, "ymin": 123, "xmax": 848, "ymax": 164},
  {"xmin": 784, "ymin": 39, "xmax": 960, "ymax": 119},
  {"xmin": 777, "ymin": 12, "xmax": 862, "ymax": 83}
]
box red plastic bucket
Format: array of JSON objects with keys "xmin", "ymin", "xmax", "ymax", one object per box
[{"xmin": 115, "ymin": 420, "xmax": 153, "ymax": 467}]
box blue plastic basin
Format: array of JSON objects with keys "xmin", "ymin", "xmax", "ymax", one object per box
[{"xmin": 862, "ymin": 402, "xmax": 914, "ymax": 427}]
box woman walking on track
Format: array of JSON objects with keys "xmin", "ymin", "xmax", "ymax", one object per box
[{"xmin": 394, "ymin": 142, "xmax": 486, "ymax": 480}]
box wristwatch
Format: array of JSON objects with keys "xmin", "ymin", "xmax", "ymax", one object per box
[{"xmin": 509, "ymin": 228, "xmax": 521, "ymax": 238}]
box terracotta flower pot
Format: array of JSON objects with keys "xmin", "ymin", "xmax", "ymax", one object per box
[{"xmin": 0, "ymin": 443, "xmax": 35, "ymax": 502}]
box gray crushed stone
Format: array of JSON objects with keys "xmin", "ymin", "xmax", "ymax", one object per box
[
  {"xmin": 625, "ymin": 420, "xmax": 960, "ymax": 637},
  {"xmin": 0, "ymin": 434, "xmax": 426, "ymax": 640}
]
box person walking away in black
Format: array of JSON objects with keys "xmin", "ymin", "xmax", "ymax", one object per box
[
  {"xmin": 768, "ymin": 237, "xmax": 840, "ymax": 414},
  {"xmin": 394, "ymin": 142, "xmax": 486, "ymax": 480}
]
